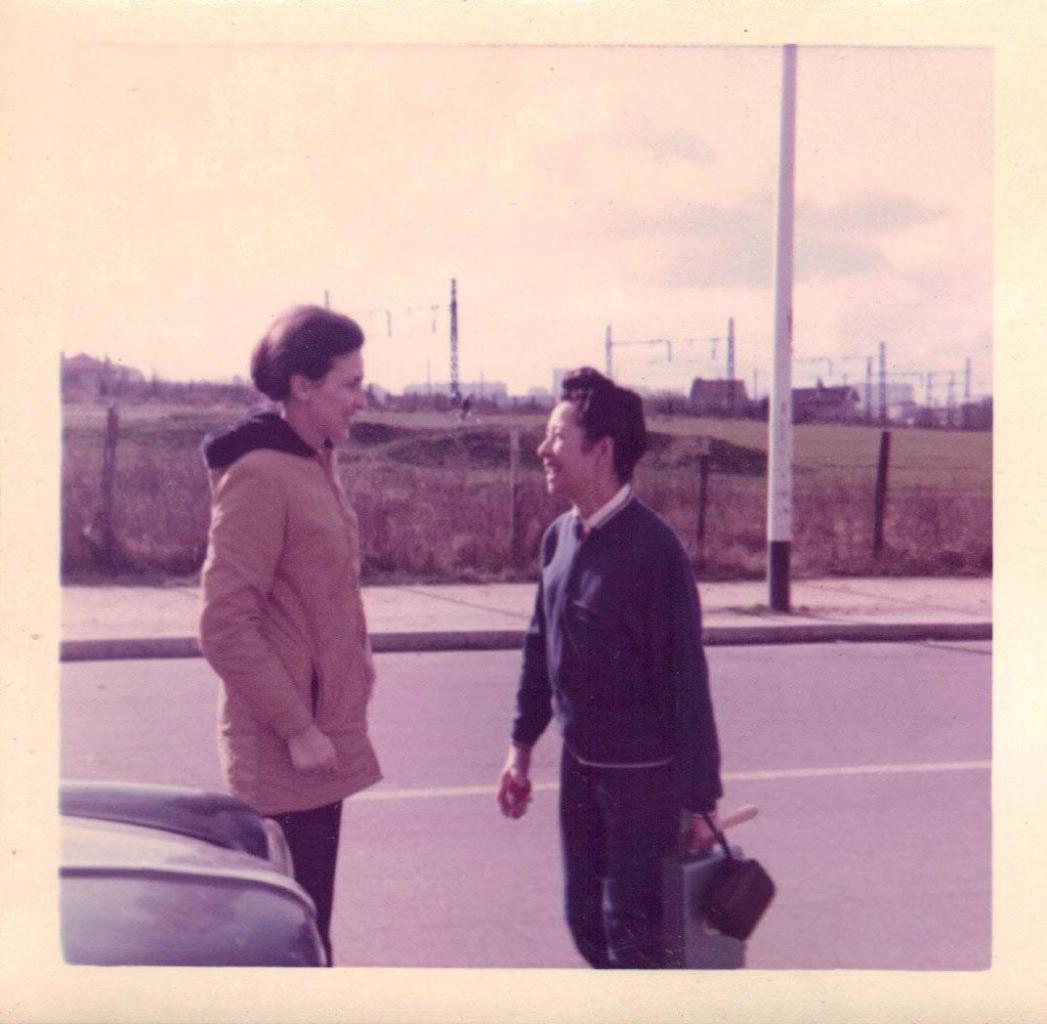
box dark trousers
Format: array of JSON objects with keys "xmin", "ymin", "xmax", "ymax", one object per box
[
  {"xmin": 559, "ymin": 746, "xmax": 679, "ymax": 969},
  {"xmin": 273, "ymin": 800, "xmax": 343, "ymax": 966}
]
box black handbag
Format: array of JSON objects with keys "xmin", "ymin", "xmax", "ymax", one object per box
[{"xmin": 699, "ymin": 813, "xmax": 776, "ymax": 941}]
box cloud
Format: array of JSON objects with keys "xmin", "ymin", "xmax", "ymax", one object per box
[
  {"xmin": 795, "ymin": 233, "xmax": 886, "ymax": 280},
  {"xmin": 583, "ymin": 105, "xmax": 716, "ymax": 165},
  {"xmin": 624, "ymin": 124, "xmax": 714, "ymax": 165},
  {"xmin": 801, "ymin": 194, "xmax": 946, "ymax": 234},
  {"xmin": 604, "ymin": 196, "xmax": 770, "ymax": 288},
  {"xmin": 601, "ymin": 190, "xmax": 949, "ymax": 290},
  {"xmin": 796, "ymin": 194, "xmax": 945, "ymax": 280}
]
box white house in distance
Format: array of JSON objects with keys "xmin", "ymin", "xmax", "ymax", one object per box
[
  {"xmin": 525, "ymin": 386, "xmax": 554, "ymax": 408},
  {"xmin": 856, "ymin": 382, "xmax": 917, "ymax": 422}
]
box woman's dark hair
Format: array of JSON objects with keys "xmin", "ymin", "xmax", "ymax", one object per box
[
  {"xmin": 560, "ymin": 366, "xmax": 647, "ymax": 482},
  {"xmin": 250, "ymin": 305, "xmax": 365, "ymax": 401}
]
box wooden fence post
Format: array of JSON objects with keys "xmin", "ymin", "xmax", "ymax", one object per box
[
  {"xmin": 100, "ymin": 403, "xmax": 120, "ymax": 571},
  {"xmin": 872, "ymin": 429, "xmax": 891, "ymax": 557},
  {"xmin": 696, "ymin": 435, "xmax": 711, "ymax": 546},
  {"xmin": 509, "ymin": 426, "xmax": 521, "ymax": 563}
]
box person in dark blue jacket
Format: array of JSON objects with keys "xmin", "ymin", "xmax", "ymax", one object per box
[{"xmin": 497, "ymin": 366, "xmax": 723, "ymax": 969}]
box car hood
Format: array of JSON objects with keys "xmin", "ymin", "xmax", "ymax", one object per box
[{"xmin": 61, "ymin": 815, "xmax": 324, "ymax": 966}]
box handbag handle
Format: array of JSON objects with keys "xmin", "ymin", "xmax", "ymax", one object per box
[
  {"xmin": 701, "ymin": 812, "xmax": 735, "ymax": 861},
  {"xmin": 701, "ymin": 804, "xmax": 760, "ymax": 859},
  {"xmin": 680, "ymin": 805, "xmax": 758, "ymax": 858}
]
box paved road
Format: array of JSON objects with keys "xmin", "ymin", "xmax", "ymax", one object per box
[{"xmin": 61, "ymin": 641, "xmax": 991, "ymax": 970}]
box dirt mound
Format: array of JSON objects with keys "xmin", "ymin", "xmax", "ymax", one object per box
[
  {"xmin": 649, "ymin": 435, "xmax": 767, "ymax": 476},
  {"xmin": 369, "ymin": 425, "xmax": 765, "ymax": 476},
  {"xmin": 348, "ymin": 422, "xmax": 417, "ymax": 447},
  {"xmin": 381, "ymin": 428, "xmax": 543, "ymax": 469}
]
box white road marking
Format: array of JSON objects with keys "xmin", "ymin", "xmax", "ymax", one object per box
[
  {"xmin": 354, "ymin": 759, "xmax": 991, "ymax": 802},
  {"xmin": 725, "ymin": 760, "xmax": 991, "ymax": 782}
]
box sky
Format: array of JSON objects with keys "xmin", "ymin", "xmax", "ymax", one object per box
[{"xmin": 60, "ymin": 43, "xmax": 992, "ymax": 401}]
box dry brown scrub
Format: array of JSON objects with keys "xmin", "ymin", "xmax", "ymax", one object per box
[{"xmin": 61, "ymin": 407, "xmax": 991, "ymax": 583}]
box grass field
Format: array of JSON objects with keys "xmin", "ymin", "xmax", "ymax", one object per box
[{"xmin": 61, "ymin": 398, "xmax": 992, "ymax": 583}]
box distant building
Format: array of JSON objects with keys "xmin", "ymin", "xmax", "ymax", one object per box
[
  {"xmin": 525, "ymin": 387, "xmax": 554, "ymax": 409},
  {"xmin": 644, "ymin": 389, "xmax": 691, "ymax": 415},
  {"xmin": 960, "ymin": 398, "xmax": 992, "ymax": 430},
  {"xmin": 470, "ymin": 380, "xmax": 509, "ymax": 407},
  {"xmin": 403, "ymin": 381, "xmax": 439, "ymax": 397},
  {"xmin": 689, "ymin": 378, "xmax": 749, "ymax": 414},
  {"xmin": 628, "ymin": 383, "xmax": 686, "ymax": 399},
  {"xmin": 61, "ymin": 353, "xmax": 145, "ymax": 396},
  {"xmin": 365, "ymin": 383, "xmax": 390, "ymax": 407},
  {"xmin": 856, "ymin": 381, "xmax": 917, "ymax": 423},
  {"xmin": 792, "ymin": 382, "xmax": 860, "ymax": 423}
]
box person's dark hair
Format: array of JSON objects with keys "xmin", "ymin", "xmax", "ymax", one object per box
[
  {"xmin": 560, "ymin": 366, "xmax": 647, "ymax": 482},
  {"xmin": 250, "ymin": 305, "xmax": 365, "ymax": 401}
]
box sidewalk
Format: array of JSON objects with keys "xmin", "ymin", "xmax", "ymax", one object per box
[{"xmin": 60, "ymin": 576, "xmax": 992, "ymax": 662}]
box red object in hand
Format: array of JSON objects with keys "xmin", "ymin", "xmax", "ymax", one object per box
[{"xmin": 503, "ymin": 776, "xmax": 532, "ymax": 816}]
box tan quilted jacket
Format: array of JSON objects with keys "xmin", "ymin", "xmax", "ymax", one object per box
[{"xmin": 199, "ymin": 441, "xmax": 381, "ymax": 815}]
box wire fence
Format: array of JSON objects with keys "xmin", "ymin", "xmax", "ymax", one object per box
[{"xmin": 63, "ymin": 404, "xmax": 992, "ymax": 583}]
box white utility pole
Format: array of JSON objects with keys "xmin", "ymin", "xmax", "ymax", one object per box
[{"xmin": 768, "ymin": 44, "xmax": 798, "ymax": 612}]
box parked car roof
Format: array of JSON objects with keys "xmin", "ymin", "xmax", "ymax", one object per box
[{"xmin": 60, "ymin": 779, "xmax": 273, "ymax": 860}]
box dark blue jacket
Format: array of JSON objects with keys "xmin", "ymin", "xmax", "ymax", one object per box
[{"xmin": 511, "ymin": 499, "xmax": 722, "ymax": 813}]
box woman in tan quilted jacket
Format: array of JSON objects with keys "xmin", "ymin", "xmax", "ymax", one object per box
[{"xmin": 199, "ymin": 305, "xmax": 381, "ymax": 965}]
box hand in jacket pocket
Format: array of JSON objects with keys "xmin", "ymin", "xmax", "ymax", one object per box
[{"xmin": 288, "ymin": 723, "xmax": 338, "ymax": 773}]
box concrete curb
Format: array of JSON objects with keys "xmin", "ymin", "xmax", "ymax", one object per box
[{"xmin": 59, "ymin": 622, "xmax": 992, "ymax": 663}]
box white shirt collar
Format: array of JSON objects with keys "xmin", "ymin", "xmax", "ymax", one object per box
[{"xmin": 575, "ymin": 483, "xmax": 633, "ymax": 534}]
